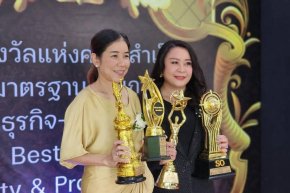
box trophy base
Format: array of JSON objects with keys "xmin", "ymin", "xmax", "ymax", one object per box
[
  {"xmin": 155, "ymin": 164, "xmax": 179, "ymax": 189},
  {"xmin": 155, "ymin": 175, "xmax": 179, "ymax": 190},
  {"xmin": 116, "ymin": 175, "xmax": 146, "ymax": 184},
  {"xmin": 156, "ymin": 182, "xmax": 179, "ymax": 190},
  {"xmin": 142, "ymin": 135, "xmax": 170, "ymax": 161},
  {"xmin": 193, "ymin": 157, "xmax": 235, "ymax": 180}
]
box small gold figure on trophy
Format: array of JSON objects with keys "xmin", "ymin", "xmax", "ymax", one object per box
[
  {"xmin": 139, "ymin": 70, "xmax": 169, "ymax": 161},
  {"xmin": 194, "ymin": 90, "xmax": 234, "ymax": 179},
  {"xmin": 156, "ymin": 90, "xmax": 191, "ymax": 189},
  {"xmin": 112, "ymin": 79, "xmax": 146, "ymax": 184}
]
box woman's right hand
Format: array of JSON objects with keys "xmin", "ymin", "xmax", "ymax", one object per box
[
  {"xmin": 105, "ymin": 140, "xmax": 131, "ymax": 167},
  {"xmin": 159, "ymin": 141, "xmax": 177, "ymax": 165}
]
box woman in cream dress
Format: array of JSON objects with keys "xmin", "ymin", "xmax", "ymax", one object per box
[{"xmin": 60, "ymin": 29, "xmax": 155, "ymax": 193}]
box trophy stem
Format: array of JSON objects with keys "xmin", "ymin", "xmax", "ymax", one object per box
[{"xmin": 155, "ymin": 90, "xmax": 190, "ymax": 189}]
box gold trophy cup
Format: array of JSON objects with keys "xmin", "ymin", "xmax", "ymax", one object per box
[
  {"xmin": 112, "ymin": 80, "xmax": 146, "ymax": 184},
  {"xmin": 156, "ymin": 90, "xmax": 191, "ymax": 189},
  {"xmin": 193, "ymin": 90, "xmax": 234, "ymax": 179},
  {"xmin": 139, "ymin": 70, "xmax": 169, "ymax": 161}
]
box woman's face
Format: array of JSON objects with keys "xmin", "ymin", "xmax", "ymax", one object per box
[
  {"xmin": 162, "ymin": 46, "xmax": 193, "ymax": 90},
  {"xmin": 93, "ymin": 39, "xmax": 130, "ymax": 83}
]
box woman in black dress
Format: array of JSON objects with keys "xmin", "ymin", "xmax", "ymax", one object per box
[{"xmin": 148, "ymin": 40, "xmax": 229, "ymax": 193}]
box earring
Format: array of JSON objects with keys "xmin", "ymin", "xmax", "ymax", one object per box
[
  {"xmin": 95, "ymin": 65, "xmax": 99, "ymax": 68},
  {"xmin": 160, "ymin": 73, "xmax": 163, "ymax": 78}
]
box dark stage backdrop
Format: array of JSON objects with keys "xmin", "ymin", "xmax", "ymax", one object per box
[
  {"xmin": 0, "ymin": 1, "xmax": 260, "ymax": 193},
  {"xmin": 261, "ymin": 0, "xmax": 290, "ymax": 193}
]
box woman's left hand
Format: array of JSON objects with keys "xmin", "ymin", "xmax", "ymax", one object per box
[
  {"xmin": 167, "ymin": 141, "xmax": 177, "ymax": 160},
  {"xmin": 217, "ymin": 135, "xmax": 229, "ymax": 153}
]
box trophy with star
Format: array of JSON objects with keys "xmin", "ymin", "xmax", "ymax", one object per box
[
  {"xmin": 138, "ymin": 70, "xmax": 169, "ymax": 161},
  {"xmin": 156, "ymin": 90, "xmax": 190, "ymax": 189}
]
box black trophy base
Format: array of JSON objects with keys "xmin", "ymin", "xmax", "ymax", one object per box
[
  {"xmin": 142, "ymin": 135, "xmax": 170, "ymax": 161},
  {"xmin": 193, "ymin": 157, "xmax": 235, "ymax": 180},
  {"xmin": 116, "ymin": 175, "xmax": 146, "ymax": 184}
]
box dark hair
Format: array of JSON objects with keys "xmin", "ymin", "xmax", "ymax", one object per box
[
  {"xmin": 87, "ymin": 29, "xmax": 130, "ymax": 84},
  {"xmin": 151, "ymin": 40, "xmax": 207, "ymax": 106}
]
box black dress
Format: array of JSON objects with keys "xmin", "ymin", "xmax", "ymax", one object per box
[{"xmin": 147, "ymin": 100, "xmax": 214, "ymax": 193}]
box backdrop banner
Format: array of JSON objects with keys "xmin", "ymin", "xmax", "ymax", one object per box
[{"xmin": 0, "ymin": 1, "xmax": 260, "ymax": 193}]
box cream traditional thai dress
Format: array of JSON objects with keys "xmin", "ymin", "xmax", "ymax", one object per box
[{"xmin": 60, "ymin": 86, "xmax": 154, "ymax": 193}]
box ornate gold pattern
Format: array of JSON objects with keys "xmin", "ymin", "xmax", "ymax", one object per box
[
  {"xmin": 120, "ymin": 0, "xmax": 171, "ymax": 18},
  {"xmin": 57, "ymin": 0, "xmax": 104, "ymax": 5},
  {"xmin": 11, "ymin": 0, "xmax": 35, "ymax": 12},
  {"xmin": 112, "ymin": 80, "xmax": 145, "ymax": 179}
]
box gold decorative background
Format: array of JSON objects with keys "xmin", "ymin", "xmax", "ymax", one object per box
[
  {"xmin": 4, "ymin": 0, "xmax": 261, "ymax": 192},
  {"xmin": 126, "ymin": 1, "xmax": 261, "ymax": 192}
]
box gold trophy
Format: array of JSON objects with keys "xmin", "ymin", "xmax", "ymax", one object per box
[
  {"xmin": 193, "ymin": 90, "xmax": 234, "ymax": 179},
  {"xmin": 112, "ymin": 80, "xmax": 146, "ymax": 184},
  {"xmin": 156, "ymin": 90, "xmax": 191, "ymax": 189},
  {"xmin": 139, "ymin": 70, "xmax": 169, "ymax": 161}
]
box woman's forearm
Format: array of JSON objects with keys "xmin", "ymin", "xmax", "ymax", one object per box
[{"xmin": 65, "ymin": 153, "xmax": 116, "ymax": 167}]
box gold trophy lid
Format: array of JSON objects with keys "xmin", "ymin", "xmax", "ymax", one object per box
[{"xmin": 200, "ymin": 90, "xmax": 221, "ymax": 115}]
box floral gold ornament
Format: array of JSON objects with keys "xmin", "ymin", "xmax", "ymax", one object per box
[
  {"xmin": 12, "ymin": 0, "xmax": 35, "ymax": 12},
  {"xmin": 193, "ymin": 90, "xmax": 235, "ymax": 179},
  {"xmin": 112, "ymin": 79, "xmax": 146, "ymax": 184},
  {"xmin": 139, "ymin": 70, "xmax": 169, "ymax": 161},
  {"xmin": 57, "ymin": 0, "xmax": 104, "ymax": 5},
  {"xmin": 120, "ymin": 0, "xmax": 171, "ymax": 18},
  {"xmin": 156, "ymin": 90, "xmax": 190, "ymax": 189}
]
